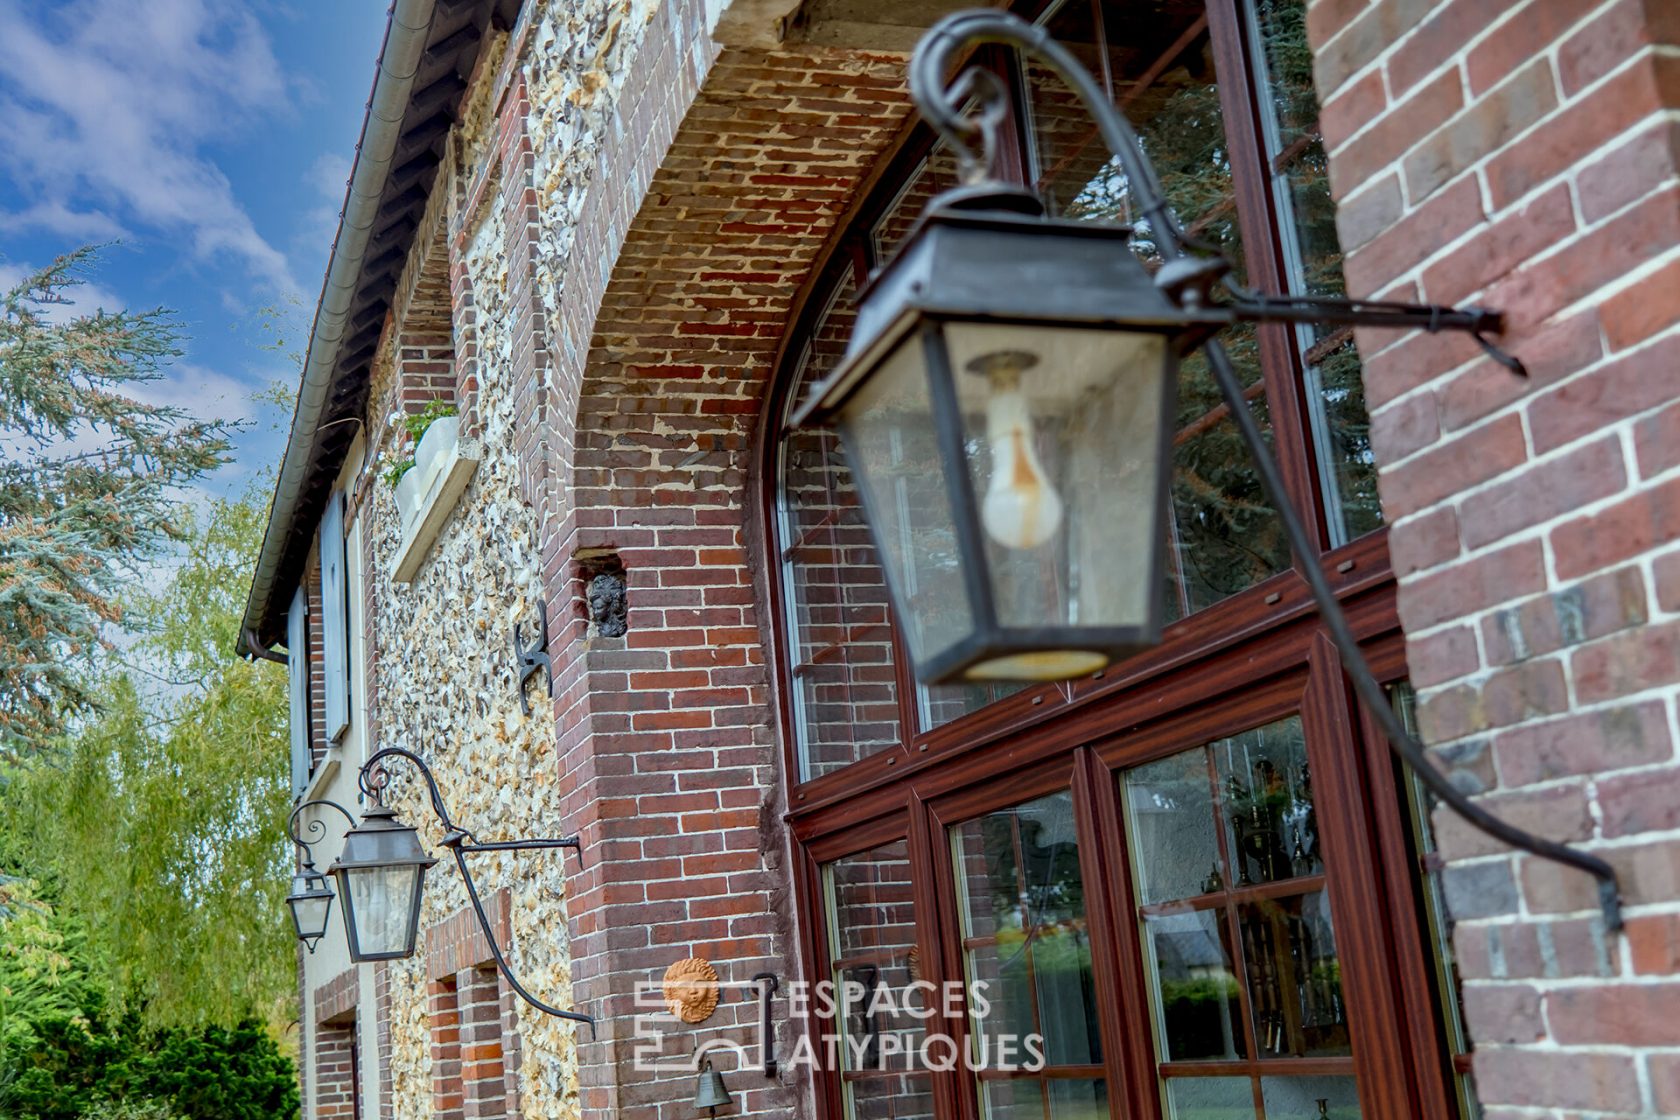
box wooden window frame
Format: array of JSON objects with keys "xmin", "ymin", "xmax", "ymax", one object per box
[{"xmin": 765, "ymin": 2, "xmax": 1459, "ymax": 1117}]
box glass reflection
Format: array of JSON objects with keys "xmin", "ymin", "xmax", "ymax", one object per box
[
  {"xmin": 1024, "ymin": 0, "xmax": 1288, "ymax": 619},
  {"xmin": 1122, "ymin": 716, "xmax": 1359, "ymax": 1114},
  {"xmin": 779, "ymin": 273, "xmax": 904, "ymax": 780},
  {"xmin": 1214, "ymin": 721, "xmax": 1319, "ymax": 887},
  {"xmin": 825, "ymin": 838, "xmax": 929, "ymax": 1114},
  {"xmin": 1145, "ymin": 909, "xmax": 1242, "ymax": 1061},
  {"xmin": 1239, "ymin": 891, "xmax": 1348, "ymax": 1059},
  {"xmin": 1251, "ymin": 0, "xmax": 1380, "ymax": 544},
  {"xmin": 953, "ymin": 791, "xmax": 1105, "ymax": 1120}
]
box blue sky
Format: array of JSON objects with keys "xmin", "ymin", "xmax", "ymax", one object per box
[{"xmin": 0, "ymin": 0, "xmax": 391, "ymax": 493}]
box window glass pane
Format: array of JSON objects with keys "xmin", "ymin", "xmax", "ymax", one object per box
[
  {"xmin": 1251, "ymin": 0, "xmax": 1380, "ymax": 544},
  {"xmin": 919, "ymin": 681, "xmax": 1022, "ymax": 731},
  {"xmin": 872, "ymin": 144, "xmax": 962, "ymax": 267},
  {"xmin": 848, "ymin": 1074, "xmax": 935, "ymax": 1120},
  {"xmin": 1024, "ymin": 0, "xmax": 1288, "ymax": 620},
  {"xmin": 1145, "ymin": 909, "xmax": 1243, "ymax": 1061},
  {"xmin": 780, "ymin": 273, "xmax": 903, "ymax": 780},
  {"xmin": 1213, "ymin": 720, "xmax": 1321, "ymax": 887},
  {"xmin": 1122, "ymin": 716, "xmax": 1360, "ymax": 1114},
  {"xmin": 983, "ymin": 1076, "xmax": 1107, "ymax": 1120},
  {"xmin": 1127, "ymin": 749, "xmax": 1223, "ymax": 905},
  {"xmin": 1165, "ymin": 1076, "xmax": 1254, "ymax": 1119},
  {"xmin": 1260, "ymin": 1074, "xmax": 1361, "ymax": 1118},
  {"xmin": 952, "ymin": 791, "xmax": 1105, "ymax": 1119},
  {"xmin": 1238, "ymin": 890, "xmax": 1349, "ymax": 1058},
  {"xmin": 825, "ymin": 838, "xmax": 928, "ymax": 1113}
]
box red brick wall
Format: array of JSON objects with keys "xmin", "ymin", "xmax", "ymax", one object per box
[
  {"xmin": 1309, "ymin": 0, "xmax": 1680, "ymax": 1113},
  {"xmin": 313, "ymin": 967, "xmax": 361, "ymax": 1119},
  {"xmin": 511, "ymin": 3, "xmax": 924, "ymax": 1118},
  {"xmin": 425, "ymin": 894, "xmax": 519, "ymax": 1120},
  {"xmin": 431, "ymin": 974, "xmax": 464, "ymax": 1120}
]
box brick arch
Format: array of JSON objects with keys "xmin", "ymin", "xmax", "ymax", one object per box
[{"xmin": 532, "ymin": 14, "xmax": 923, "ymax": 1120}]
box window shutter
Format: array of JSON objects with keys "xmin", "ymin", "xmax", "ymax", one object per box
[
  {"xmin": 320, "ymin": 491, "xmax": 351, "ymax": 742},
  {"xmin": 287, "ymin": 586, "xmax": 310, "ymax": 799}
]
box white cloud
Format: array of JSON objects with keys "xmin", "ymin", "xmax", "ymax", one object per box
[
  {"xmin": 129, "ymin": 362, "xmax": 259, "ymax": 424},
  {"xmin": 0, "ymin": 0, "xmax": 297, "ymax": 291},
  {"xmin": 0, "ymin": 198, "xmax": 128, "ymax": 241},
  {"xmin": 293, "ymin": 151, "xmax": 351, "ymax": 273}
]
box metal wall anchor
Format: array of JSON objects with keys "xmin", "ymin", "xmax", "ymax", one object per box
[{"xmin": 514, "ymin": 598, "xmax": 553, "ymax": 716}]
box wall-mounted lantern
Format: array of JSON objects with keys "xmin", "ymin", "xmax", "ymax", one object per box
[
  {"xmin": 280, "ymin": 747, "xmax": 593, "ymax": 1033},
  {"xmin": 286, "ymin": 799, "xmax": 356, "ymax": 955},
  {"xmin": 795, "ymin": 185, "xmax": 1222, "ymax": 684},
  {"xmin": 326, "ymin": 803, "xmax": 436, "ymax": 962},
  {"xmin": 795, "ymin": 8, "xmax": 1623, "ymax": 931},
  {"xmin": 284, "ymin": 869, "xmax": 336, "ymax": 953}
]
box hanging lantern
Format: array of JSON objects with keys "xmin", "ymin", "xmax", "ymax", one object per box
[
  {"xmin": 285, "ymin": 868, "xmax": 336, "ymax": 954},
  {"xmin": 325, "ymin": 804, "xmax": 437, "ymax": 962},
  {"xmin": 794, "ymin": 185, "xmax": 1225, "ymax": 685}
]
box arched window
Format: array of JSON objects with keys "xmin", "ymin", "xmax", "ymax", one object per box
[
  {"xmin": 768, "ymin": 3, "xmax": 1474, "ymax": 1120},
  {"xmin": 771, "ymin": 0, "xmax": 1380, "ymax": 783}
]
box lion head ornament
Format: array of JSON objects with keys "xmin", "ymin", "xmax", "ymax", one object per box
[{"xmin": 662, "ymin": 957, "xmax": 720, "ymax": 1024}]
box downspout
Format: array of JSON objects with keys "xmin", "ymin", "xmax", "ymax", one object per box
[{"xmin": 237, "ymin": 0, "xmax": 438, "ymax": 659}]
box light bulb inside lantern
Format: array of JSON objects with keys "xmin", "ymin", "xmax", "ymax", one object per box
[{"xmin": 968, "ymin": 350, "xmax": 1063, "ymax": 551}]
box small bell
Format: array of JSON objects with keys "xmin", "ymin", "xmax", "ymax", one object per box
[{"xmin": 693, "ymin": 1060, "xmax": 731, "ymax": 1116}]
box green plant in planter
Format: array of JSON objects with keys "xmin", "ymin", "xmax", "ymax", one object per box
[
  {"xmin": 382, "ymin": 399, "xmax": 457, "ymax": 489},
  {"xmin": 382, "ymin": 459, "xmax": 415, "ymax": 488}
]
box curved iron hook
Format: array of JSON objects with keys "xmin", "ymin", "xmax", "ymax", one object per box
[
  {"xmin": 356, "ymin": 748, "xmax": 595, "ymax": 1035},
  {"xmin": 905, "ymin": 8, "xmax": 1621, "ymax": 930},
  {"xmin": 288, "ymin": 798, "xmax": 358, "ymax": 871},
  {"xmin": 910, "ymin": 9, "xmax": 1198, "ymax": 261}
]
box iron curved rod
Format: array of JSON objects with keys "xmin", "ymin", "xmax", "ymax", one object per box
[
  {"xmin": 355, "ymin": 747, "xmax": 596, "ymax": 1035},
  {"xmin": 288, "ymin": 798, "xmax": 358, "ymax": 871},
  {"xmin": 361, "ymin": 746, "xmax": 470, "ymax": 840},
  {"xmin": 909, "ymin": 9, "xmax": 1194, "ymax": 262},
  {"xmin": 913, "ymin": 6, "xmax": 1619, "ymax": 931},
  {"xmin": 446, "ymin": 844, "xmax": 595, "ymax": 1038},
  {"xmin": 1199, "ymin": 336, "xmax": 1622, "ymax": 931}
]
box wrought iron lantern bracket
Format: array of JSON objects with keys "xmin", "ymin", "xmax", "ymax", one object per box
[
  {"xmin": 359, "ymin": 747, "xmax": 595, "ymax": 1033},
  {"xmin": 287, "ymin": 798, "xmax": 359, "ymax": 954},
  {"xmin": 902, "ymin": 9, "xmax": 1619, "ymax": 930},
  {"xmin": 289, "ymin": 797, "xmax": 359, "ymax": 869}
]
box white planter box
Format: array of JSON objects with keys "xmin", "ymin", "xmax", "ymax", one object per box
[
  {"xmin": 393, "ymin": 464, "xmax": 424, "ymax": 524},
  {"xmin": 412, "ymin": 415, "xmax": 458, "ymax": 496},
  {"xmin": 392, "ymin": 422, "xmax": 480, "ymax": 584}
]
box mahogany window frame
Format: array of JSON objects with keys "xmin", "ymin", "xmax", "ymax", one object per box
[
  {"xmin": 763, "ymin": 3, "xmax": 1464, "ymax": 1114},
  {"xmin": 787, "ymin": 622, "xmax": 1464, "ymax": 1120},
  {"xmin": 765, "ymin": 0, "xmax": 1386, "ymax": 813}
]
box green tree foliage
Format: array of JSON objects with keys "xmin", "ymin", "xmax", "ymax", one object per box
[
  {"xmin": 3, "ymin": 486, "xmax": 294, "ymax": 1032},
  {"xmin": 1038, "ymin": 0, "xmax": 1379, "ymax": 611},
  {"xmin": 4, "ymin": 1008, "xmax": 295, "ymax": 1120},
  {"xmin": 0, "ymin": 248, "xmax": 235, "ymax": 756}
]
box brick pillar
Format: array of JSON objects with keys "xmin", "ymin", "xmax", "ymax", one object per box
[
  {"xmin": 374, "ymin": 963, "xmax": 392, "ymax": 1119},
  {"xmin": 450, "ymin": 256, "xmax": 481, "ymax": 439},
  {"xmin": 431, "ymin": 975, "xmax": 465, "ymax": 1120},
  {"xmin": 314, "ymin": 1015, "xmax": 358, "ymax": 1120},
  {"xmin": 458, "ymin": 966, "xmax": 508, "ymax": 1118},
  {"xmin": 1308, "ymin": 0, "xmax": 1680, "ymax": 1115},
  {"xmin": 497, "ymin": 969, "xmax": 522, "ymax": 1116}
]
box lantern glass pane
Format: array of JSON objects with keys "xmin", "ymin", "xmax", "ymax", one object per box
[
  {"xmin": 942, "ymin": 321, "xmax": 1167, "ymax": 637},
  {"xmin": 291, "ymin": 892, "xmax": 332, "ymax": 940},
  {"xmin": 837, "ymin": 335, "xmax": 972, "ymax": 669},
  {"xmin": 346, "ymin": 864, "xmax": 421, "ymax": 957}
]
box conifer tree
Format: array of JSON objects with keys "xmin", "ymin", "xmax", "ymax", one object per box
[{"xmin": 0, "ymin": 248, "xmax": 234, "ymax": 756}]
